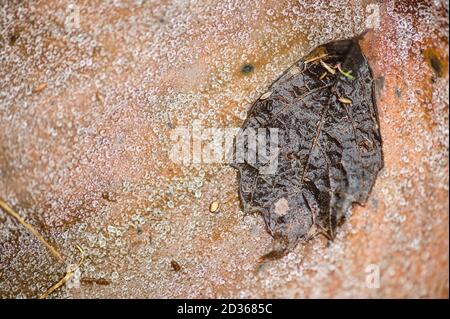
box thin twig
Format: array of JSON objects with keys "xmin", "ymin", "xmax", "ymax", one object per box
[
  {"xmin": 38, "ymin": 270, "xmax": 74, "ymax": 299},
  {"xmin": 305, "ymin": 53, "xmax": 329, "ymax": 64},
  {"xmin": 320, "ymin": 59, "xmax": 336, "ymax": 74},
  {"xmin": 39, "ymin": 245, "xmax": 84, "ymax": 299},
  {"xmin": 0, "ymin": 198, "xmax": 62, "ymax": 261}
]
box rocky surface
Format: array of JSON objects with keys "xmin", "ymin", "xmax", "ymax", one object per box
[{"xmin": 0, "ymin": 0, "xmax": 448, "ymax": 298}]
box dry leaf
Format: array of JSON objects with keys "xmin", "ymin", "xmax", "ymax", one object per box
[{"xmin": 232, "ymin": 39, "xmax": 383, "ymax": 259}]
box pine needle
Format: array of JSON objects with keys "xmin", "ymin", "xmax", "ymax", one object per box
[
  {"xmin": 0, "ymin": 198, "xmax": 62, "ymax": 261},
  {"xmin": 338, "ymin": 96, "xmax": 353, "ymax": 104},
  {"xmin": 320, "ymin": 60, "xmax": 336, "ymax": 74},
  {"xmin": 0, "ymin": 197, "xmax": 87, "ymax": 299},
  {"xmin": 305, "ymin": 53, "xmax": 329, "ymax": 64},
  {"xmin": 38, "ymin": 270, "xmax": 74, "ymax": 299},
  {"xmin": 39, "ymin": 245, "xmax": 84, "ymax": 299}
]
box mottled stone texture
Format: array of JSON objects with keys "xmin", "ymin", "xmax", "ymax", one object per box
[{"xmin": 0, "ymin": 0, "xmax": 448, "ymax": 298}]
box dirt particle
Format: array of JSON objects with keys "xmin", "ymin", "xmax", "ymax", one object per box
[
  {"xmin": 32, "ymin": 83, "xmax": 47, "ymax": 93},
  {"xmin": 95, "ymin": 91, "xmax": 104, "ymax": 104},
  {"xmin": 170, "ymin": 260, "xmax": 181, "ymax": 272},
  {"xmin": 102, "ymin": 191, "xmax": 117, "ymax": 202},
  {"xmin": 9, "ymin": 32, "xmax": 19, "ymax": 46},
  {"xmin": 81, "ymin": 277, "xmax": 111, "ymax": 286},
  {"xmin": 241, "ymin": 63, "xmax": 254, "ymax": 75}
]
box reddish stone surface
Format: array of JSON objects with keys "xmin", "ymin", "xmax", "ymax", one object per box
[{"xmin": 0, "ymin": 1, "xmax": 448, "ymax": 298}]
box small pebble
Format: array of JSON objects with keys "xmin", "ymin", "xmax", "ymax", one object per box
[{"xmin": 209, "ymin": 201, "xmax": 220, "ymax": 213}]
